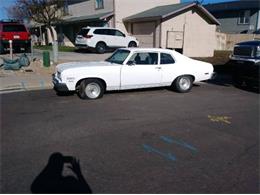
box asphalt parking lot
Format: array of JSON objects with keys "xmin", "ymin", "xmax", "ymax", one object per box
[{"xmin": 1, "ymin": 80, "xmax": 259, "ymax": 193}]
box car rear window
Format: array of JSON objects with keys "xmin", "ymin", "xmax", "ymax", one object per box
[
  {"xmin": 3, "ymin": 24, "xmax": 26, "ymax": 32},
  {"xmin": 78, "ymin": 29, "xmax": 90, "ymax": 36},
  {"xmin": 233, "ymin": 46, "xmax": 253, "ymax": 57}
]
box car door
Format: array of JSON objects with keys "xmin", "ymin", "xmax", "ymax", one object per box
[
  {"xmin": 120, "ymin": 52, "xmax": 162, "ymax": 89},
  {"xmin": 159, "ymin": 52, "xmax": 178, "ymax": 86},
  {"xmin": 110, "ymin": 29, "xmax": 128, "ymax": 47},
  {"xmin": 93, "ymin": 28, "xmax": 109, "ymax": 46}
]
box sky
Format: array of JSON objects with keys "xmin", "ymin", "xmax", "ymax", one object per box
[
  {"xmin": 0, "ymin": 0, "xmax": 16, "ymax": 20},
  {"xmin": 0, "ymin": 0, "xmax": 236, "ymax": 20}
]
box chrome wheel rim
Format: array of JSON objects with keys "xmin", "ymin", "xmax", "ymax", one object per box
[
  {"xmin": 179, "ymin": 77, "xmax": 191, "ymax": 90},
  {"xmin": 85, "ymin": 83, "xmax": 101, "ymax": 99}
]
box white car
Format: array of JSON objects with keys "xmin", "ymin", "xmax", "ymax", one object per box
[
  {"xmin": 53, "ymin": 48, "xmax": 214, "ymax": 99},
  {"xmin": 75, "ymin": 27, "xmax": 139, "ymax": 53}
]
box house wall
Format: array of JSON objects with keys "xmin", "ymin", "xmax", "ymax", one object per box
[
  {"xmin": 59, "ymin": 0, "xmax": 114, "ymax": 45},
  {"xmin": 114, "ymin": 0, "xmax": 180, "ymax": 33},
  {"xmin": 212, "ymin": 9, "xmax": 259, "ymax": 33},
  {"xmin": 66, "ymin": 0, "xmax": 114, "ymax": 18},
  {"xmin": 257, "ymin": 10, "xmax": 260, "ymax": 29},
  {"xmin": 161, "ymin": 9, "xmax": 216, "ymax": 57}
]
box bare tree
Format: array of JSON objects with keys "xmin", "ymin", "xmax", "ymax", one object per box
[{"xmin": 7, "ymin": 0, "xmax": 65, "ymax": 44}]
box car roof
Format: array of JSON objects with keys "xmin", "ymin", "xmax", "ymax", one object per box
[
  {"xmin": 82, "ymin": 26, "xmax": 119, "ymax": 30},
  {"xmin": 119, "ymin": 47, "xmax": 175, "ymax": 53},
  {"xmin": 235, "ymin": 40, "xmax": 260, "ymax": 47}
]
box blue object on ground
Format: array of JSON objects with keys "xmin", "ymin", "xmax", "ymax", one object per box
[{"xmin": 1, "ymin": 53, "xmax": 30, "ymax": 70}]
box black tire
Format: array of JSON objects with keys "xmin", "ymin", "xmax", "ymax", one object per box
[
  {"xmin": 128, "ymin": 41, "xmax": 137, "ymax": 47},
  {"xmin": 233, "ymin": 74, "xmax": 243, "ymax": 87},
  {"xmin": 0, "ymin": 42, "xmax": 4, "ymax": 54},
  {"xmin": 173, "ymin": 75, "xmax": 193, "ymax": 93},
  {"xmin": 95, "ymin": 42, "xmax": 106, "ymax": 54},
  {"xmin": 78, "ymin": 79, "xmax": 105, "ymax": 100},
  {"xmin": 25, "ymin": 43, "xmax": 32, "ymax": 53}
]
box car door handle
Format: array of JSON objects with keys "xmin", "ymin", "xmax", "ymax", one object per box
[{"xmin": 155, "ymin": 67, "xmax": 162, "ymax": 70}]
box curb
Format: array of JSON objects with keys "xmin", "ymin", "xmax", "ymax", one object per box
[{"xmin": 0, "ymin": 84, "xmax": 53, "ymax": 94}]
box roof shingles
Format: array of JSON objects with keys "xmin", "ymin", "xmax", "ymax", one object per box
[{"xmin": 123, "ymin": 2, "xmax": 219, "ymax": 25}]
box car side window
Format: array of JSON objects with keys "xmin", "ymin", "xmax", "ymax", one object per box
[
  {"xmin": 108, "ymin": 29, "xmax": 125, "ymax": 37},
  {"xmin": 94, "ymin": 29, "xmax": 108, "ymax": 35},
  {"xmin": 106, "ymin": 29, "xmax": 114, "ymax": 36},
  {"xmin": 160, "ymin": 53, "xmax": 175, "ymax": 64},
  {"xmin": 127, "ymin": 52, "xmax": 158, "ymax": 65},
  {"xmin": 114, "ymin": 30, "xmax": 125, "ymax": 37}
]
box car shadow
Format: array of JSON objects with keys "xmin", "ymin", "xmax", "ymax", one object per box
[
  {"xmin": 206, "ymin": 63, "xmax": 259, "ymax": 93},
  {"xmin": 74, "ymin": 48, "xmax": 94, "ymax": 54},
  {"xmin": 74, "ymin": 48, "xmax": 114, "ymax": 54}
]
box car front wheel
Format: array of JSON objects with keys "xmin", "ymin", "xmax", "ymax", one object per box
[
  {"xmin": 173, "ymin": 75, "xmax": 193, "ymax": 93},
  {"xmin": 0, "ymin": 42, "xmax": 4, "ymax": 54},
  {"xmin": 128, "ymin": 41, "xmax": 137, "ymax": 47},
  {"xmin": 78, "ymin": 79, "xmax": 105, "ymax": 99}
]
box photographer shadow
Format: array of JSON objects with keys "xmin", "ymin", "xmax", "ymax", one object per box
[{"xmin": 31, "ymin": 152, "xmax": 92, "ymax": 194}]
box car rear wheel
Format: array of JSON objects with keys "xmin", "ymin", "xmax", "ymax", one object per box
[
  {"xmin": 78, "ymin": 79, "xmax": 104, "ymax": 99},
  {"xmin": 95, "ymin": 42, "xmax": 106, "ymax": 54},
  {"xmin": 0, "ymin": 42, "xmax": 4, "ymax": 54},
  {"xmin": 173, "ymin": 75, "xmax": 193, "ymax": 93}
]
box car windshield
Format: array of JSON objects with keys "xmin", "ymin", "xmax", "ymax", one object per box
[
  {"xmin": 3, "ymin": 24, "xmax": 26, "ymax": 32},
  {"xmin": 105, "ymin": 49, "xmax": 130, "ymax": 64}
]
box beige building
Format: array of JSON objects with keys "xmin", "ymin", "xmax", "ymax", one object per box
[{"xmin": 56, "ymin": 0, "xmax": 219, "ymax": 57}]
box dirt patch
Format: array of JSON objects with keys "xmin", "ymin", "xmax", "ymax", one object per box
[{"xmin": 193, "ymin": 50, "xmax": 232, "ymax": 66}]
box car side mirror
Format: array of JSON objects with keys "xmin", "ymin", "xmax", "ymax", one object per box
[{"xmin": 127, "ymin": 61, "xmax": 135, "ymax": 66}]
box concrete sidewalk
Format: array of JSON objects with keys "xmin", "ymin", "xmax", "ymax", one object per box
[
  {"xmin": 0, "ymin": 50, "xmax": 110, "ymax": 94},
  {"xmin": 0, "ymin": 59, "xmax": 55, "ymax": 93},
  {"xmin": 0, "ymin": 73, "xmax": 53, "ymax": 93}
]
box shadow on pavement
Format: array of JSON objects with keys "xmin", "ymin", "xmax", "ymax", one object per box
[
  {"xmin": 74, "ymin": 48, "xmax": 114, "ymax": 54},
  {"xmin": 207, "ymin": 64, "xmax": 259, "ymax": 93},
  {"xmin": 31, "ymin": 152, "xmax": 92, "ymax": 194}
]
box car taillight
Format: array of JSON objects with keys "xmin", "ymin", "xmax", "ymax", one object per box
[
  {"xmin": 84, "ymin": 35, "xmax": 93, "ymax": 39},
  {"xmin": 0, "ymin": 33, "xmax": 6, "ymax": 40}
]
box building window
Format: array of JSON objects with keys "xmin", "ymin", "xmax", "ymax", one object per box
[
  {"xmin": 95, "ymin": 0, "xmax": 104, "ymax": 9},
  {"xmin": 238, "ymin": 10, "xmax": 250, "ymax": 24}
]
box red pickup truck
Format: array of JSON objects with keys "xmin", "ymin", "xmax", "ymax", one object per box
[{"xmin": 0, "ymin": 20, "xmax": 31, "ymax": 54}]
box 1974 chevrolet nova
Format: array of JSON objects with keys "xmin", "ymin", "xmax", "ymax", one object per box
[{"xmin": 53, "ymin": 48, "xmax": 214, "ymax": 99}]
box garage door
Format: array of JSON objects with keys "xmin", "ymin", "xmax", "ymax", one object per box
[{"xmin": 132, "ymin": 22, "xmax": 156, "ymax": 47}]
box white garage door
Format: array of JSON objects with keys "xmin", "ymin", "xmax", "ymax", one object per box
[{"xmin": 132, "ymin": 22, "xmax": 156, "ymax": 47}]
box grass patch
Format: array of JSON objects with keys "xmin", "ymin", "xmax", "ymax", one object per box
[
  {"xmin": 194, "ymin": 50, "xmax": 232, "ymax": 66},
  {"xmin": 33, "ymin": 45, "xmax": 76, "ymax": 52}
]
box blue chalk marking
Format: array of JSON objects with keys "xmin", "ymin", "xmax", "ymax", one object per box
[
  {"xmin": 21, "ymin": 81, "xmax": 26, "ymax": 90},
  {"xmin": 40, "ymin": 80, "xmax": 45, "ymax": 88},
  {"xmin": 143, "ymin": 144, "xmax": 176, "ymax": 161},
  {"xmin": 160, "ymin": 135, "xmax": 198, "ymax": 153}
]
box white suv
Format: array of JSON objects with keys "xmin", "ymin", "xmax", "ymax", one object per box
[{"xmin": 75, "ymin": 27, "xmax": 139, "ymax": 53}]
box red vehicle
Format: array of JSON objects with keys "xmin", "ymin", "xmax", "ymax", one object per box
[{"xmin": 0, "ymin": 20, "xmax": 31, "ymax": 54}]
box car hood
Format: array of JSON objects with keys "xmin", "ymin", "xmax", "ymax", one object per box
[{"xmin": 56, "ymin": 61, "xmax": 114, "ymax": 72}]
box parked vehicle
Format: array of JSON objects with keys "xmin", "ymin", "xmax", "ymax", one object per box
[
  {"xmin": 229, "ymin": 40, "xmax": 260, "ymax": 89},
  {"xmin": 53, "ymin": 48, "xmax": 214, "ymax": 99},
  {"xmin": 0, "ymin": 20, "xmax": 31, "ymax": 54},
  {"xmin": 75, "ymin": 27, "xmax": 139, "ymax": 53}
]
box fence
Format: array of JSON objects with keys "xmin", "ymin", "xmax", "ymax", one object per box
[{"xmin": 215, "ymin": 32, "xmax": 260, "ymax": 51}]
